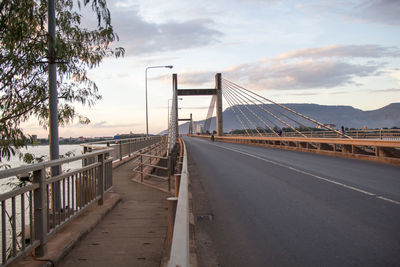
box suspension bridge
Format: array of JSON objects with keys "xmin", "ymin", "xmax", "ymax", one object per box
[{"xmin": 0, "ymin": 73, "xmax": 399, "ymax": 267}]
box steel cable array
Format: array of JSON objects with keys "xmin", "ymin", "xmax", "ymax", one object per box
[{"xmin": 222, "ymin": 78, "xmax": 352, "ymax": 138}]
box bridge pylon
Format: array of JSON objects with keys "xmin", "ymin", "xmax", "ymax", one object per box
[
  {"xmin": 173, "ymin": 73, "xmax": 223, "ymax": 136},
  {"xmin": 215, "ymin": 73, "xmax": 223, "ymax": 136}
]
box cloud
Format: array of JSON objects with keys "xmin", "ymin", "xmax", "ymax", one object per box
[
  {"xmin": 178, "ymin": 72, "xmax": 217, "ymax": 87},
  {"xmin": 300, "ymin": 0, "xmax": 400, "ymax": 26},
  {"xmin": 353, "ymin": 0, "xmax": 400, "ymax": 25},
  {"xmin": 226, "ymin": 59, "xmax": 381, "ymax": 90},
  {"xmin": 150, "ymin": 71, "xmax": 216, "ymax": 87},
  {"xmin": 110, "ymin": 7, "xmax": 222, "ymax": 56},
  {"xmin": 277, "ymin": 45, "xmax": 400, "ymax": 60},
  {"xmin": 391, "ymin": 70, "xmax": 400, "ymax": 85},
  {"xmin": 368, "ymin": 88, "xmax": 400, "ymax": 93},
  {"xmin": 149, "ymin": 44, "xmax": 397, "ymax": 91}
]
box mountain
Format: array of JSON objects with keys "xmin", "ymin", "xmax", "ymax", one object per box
[{"xmin": 159, "ymin": 103, "xmax": 400, "ymax": 134}]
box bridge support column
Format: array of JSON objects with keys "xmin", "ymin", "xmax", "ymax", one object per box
[
  {"xmin": 173, "ymin": 74, "xmax": 179, "ymax": 140},
  {"xmin": 189, "ymin": 113, "xmax": 193, "ymax": 135},
  {"xmin": 215, "ymin": 73, "xmax": 223, "ymax": 136}
]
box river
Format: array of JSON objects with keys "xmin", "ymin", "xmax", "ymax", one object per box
[{"xmin": 0, "ymin": 144, "xmax": 83, "ymax": 193}]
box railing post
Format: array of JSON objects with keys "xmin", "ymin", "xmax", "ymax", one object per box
[
  {"xmin": 174, "ymin": 174, "xmax": 181, "ymax": 197},
  {"xmin": 167, "ymin": 197, "xmax": 178, "ymax": 258},
  {"xmin": 33, "ymin": 168, "xmax": 48, "ymax": 257},
  {"xmin": 83, "ymin": 146, "xmax": 88, "ymax": 167},
  {"xmin": 119, "ymin": 141, "xmax": 123, "ymax": 161},
  {"xmin": 129, "ymin": 139, "xmax": 131, "ymax": 157},
  {"xmin": 140, "ymin": 154, "xmax": 144, "ymax": 183},
  {"xmin": 97, "ymin": 153, "xmax": 104, "ymax": 205},
  {"xmin": 149, "ymin": 147, "xmax": 152, "ymax": 165},
  {"xmin": 167, "ymin": 156, "xmax": 171, "ymax": 192}
]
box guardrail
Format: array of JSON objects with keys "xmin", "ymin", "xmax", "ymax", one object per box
[
  {"xmin": 168, "ymin": 138, "xmax": 190, "ymax": 267},
  {"xmin": 194, "ymin": 135, "xmax": 400, "ymax": 165},
  {"xmin": 82, "ymin": 136, "xmax": 162, "ymax": 162},
  {"xmin": 230, "ymin": 129, "xmax": 400, "ymax": 140},
  {"xmin": 130, "ymin": 139, "xmax": 174, "ymax": 191},
  {"xmin": 0, "ymin": 148, "xmax": 113, "ymax": 266}
]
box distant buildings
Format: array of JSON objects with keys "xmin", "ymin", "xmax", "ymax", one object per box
[{"xmin": 196, "ymin": 123, "xmax": 204, "ymax": 134}]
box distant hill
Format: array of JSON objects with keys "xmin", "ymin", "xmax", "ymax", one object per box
[{"xmin": 159, "ymin": 103, "xmax": 400, "ymax": 134}]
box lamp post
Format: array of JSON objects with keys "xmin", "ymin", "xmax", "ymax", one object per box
[
  {"xmin": 168, "ymin": 98, "xmax": 182, "ymax": 136},
  {"xmin": 145, "ymin": 65, "xmax": 173, "ymax": 136}
]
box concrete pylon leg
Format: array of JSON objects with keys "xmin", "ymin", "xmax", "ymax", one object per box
[
  {"xmin": 173, "ymin": 74, "xmax": 179, "ymax": 140},
  {"xmin": 189, "ymin": 113, "xmax": 193, "ymax": 135},
  {"xmin": 215, "ymin": 73, "xmax": 223, "ymax": 136}
]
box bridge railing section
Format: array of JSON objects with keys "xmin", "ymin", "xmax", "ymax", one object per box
[
  {"xmin": 168, "ymin": 137, "xmax": 190, "ymax": 267},
  {"xmin": 194, "ymin": 135, "xmax": 400, "ymax": 165},
  {"xmin": 81, "ymin": 136, "xmax": 162, "ymax": 163},
  {"xmin": 231, "ymin": 129, "xmax": 400, "ymax": 140},
  {"xmin": 130, "ymin": 139, "xmax": 174, "ymax": 190},
  {"xmin": 0, "ymin": 148, "xmax": 113, "ymax": 266}
]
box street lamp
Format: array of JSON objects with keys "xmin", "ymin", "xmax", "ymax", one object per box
[
  {"xmin": 168, "ymin": 98, "xmax": 182, "ymax": 135},
  {"xmin": 145, "ymin": 65, "xmax": 173, "ymax": 136}
]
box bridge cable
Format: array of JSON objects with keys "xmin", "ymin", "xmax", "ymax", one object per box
[
  {"xmin": 224, "ymin": 87, "xmax": 269, "ymax": 134},
  {"xmin": 223, "ymin": 79, "xmax": 307, "ymax": 128},
  {"xmin": 225, "ymin": 80, "xmax": 312, "ymax": 131},
  {"xmin": 222, "ymin": 88, "xmax": 252, "ymax": 135},
  {"xmin": 223, "ymin": 78, "xmax": 352, "ymax": 139},
  {"xmin": 223, "ymin": 80, "xmax": 308, "ymax": 136},
  {"xmin": 222, "ymin": 87, "xmax": 256, "ymax": 135},
  {"xmin": 222, "ymin": 87, "xmax": 259, "ymax": 135},
  {"xmin": 223, "ymin": 84, "xmax": 279, "ymax": 136},
  {"xmin": 224, "ymin": 82, "xmax": 280, "ymax": 134},
  {"xmin": 223, "ymin": 81, "xmax": 306, "ymax": 137},
  {"xmin": 223, "ymin": 86, "xmax": 264, "ymax": 136},
  {"xmin": 223, "ymin": 81, "xmax": 294, "ymax": 134}
]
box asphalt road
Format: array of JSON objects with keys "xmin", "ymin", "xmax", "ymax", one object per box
[{"xmin": 183, "ymin": 136, "xmax": 400, "ymax": 267}]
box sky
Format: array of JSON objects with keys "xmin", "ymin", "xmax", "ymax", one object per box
[{"xmin": 23, "ymin": 0, "xmax": 400, "ymax": 138}]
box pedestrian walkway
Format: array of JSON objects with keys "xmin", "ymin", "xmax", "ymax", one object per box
[{"xmin": 59, "ymin": 158, "xmax": 170, "ymax": 267}]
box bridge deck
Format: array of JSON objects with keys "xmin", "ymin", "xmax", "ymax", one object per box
[
  {"xmin": 59, "ymin": 158, "xmax": 170, "ymax": 267},
  {"xmin": 185, "ymin": 136, "xmax": 400, "ymax": 267}
]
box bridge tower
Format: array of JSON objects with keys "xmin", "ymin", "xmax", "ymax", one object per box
[
  {"xmin": 173, "ymin": 73, "xmax": 223, "ymax": 137},
  {"xmin": 215, "ymin": 73, "xmax": 223, "ymax": 136}
]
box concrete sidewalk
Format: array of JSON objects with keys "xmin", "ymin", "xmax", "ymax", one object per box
[
  {"xmin": 57, "ymin": 158, "xmax": 170, "ymax": 267},
  {"xmin": 13, "ymin": 157, "xmax": 170, "ymax": 267}
]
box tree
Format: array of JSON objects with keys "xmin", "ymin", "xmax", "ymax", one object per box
[{"xmin": 0, "ymin": 0, "xmax": 124, "ymax": 161}]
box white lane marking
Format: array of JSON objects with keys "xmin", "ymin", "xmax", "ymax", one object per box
[
  {"xmin": 213, "ymin": 143, "xmax": 400, "ymax": 206},
  {"xmin": 376, "ymin": 196, "xmax": 400, "ymax": 205}
]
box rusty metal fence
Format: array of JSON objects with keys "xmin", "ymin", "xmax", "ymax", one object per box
[
  {"xmin": 82, "ymin": 136, "xmax": 162, "ymax": 162},
  {"xmin": 231, "ymin": 129, "xmax": 400, "ymax": 140},
  {"xmin": 0, "ymin": 148, "xmax": 113, "ymax": 266}
]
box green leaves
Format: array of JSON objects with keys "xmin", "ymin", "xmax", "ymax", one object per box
[{"xmin": 0, "ymin": 0, "xmax": 124, "ymax": 161}]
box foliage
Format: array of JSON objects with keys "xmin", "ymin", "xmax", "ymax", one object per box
[{"xmin": 0, "ymin": 0, "xmax": 124, "ymax": 161}]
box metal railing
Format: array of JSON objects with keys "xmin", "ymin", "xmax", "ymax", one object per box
[
  {"xmin": 229, "ymin": 129, "xmax": 400, "ymax": 140},
  {"xmin": 82, "ymin": 136, "xmax": 162, "ymax": 162},
  {"xmin": 194, "ymin": 135, "xmax": 400, "ymax": 164},
  {"xmin": 0, "ymin": 148, "xmax": 113, "ymax": 266},
  {"xmin": 168, "ymin": 138, "xmax": 190, "ymax": 267},
  {"xmin": 130, "ymin": 138, "xmax": 173, "ymax": 190}
]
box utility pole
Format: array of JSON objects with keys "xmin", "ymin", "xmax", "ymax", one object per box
[{"xmin": 48, "ymin": 0, "xmax": 61, "ymax": 211}]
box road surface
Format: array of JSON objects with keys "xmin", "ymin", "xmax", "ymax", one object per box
[{"xmin": 183, "ymin": 136, "xmax": 400, "ymax": 267}]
